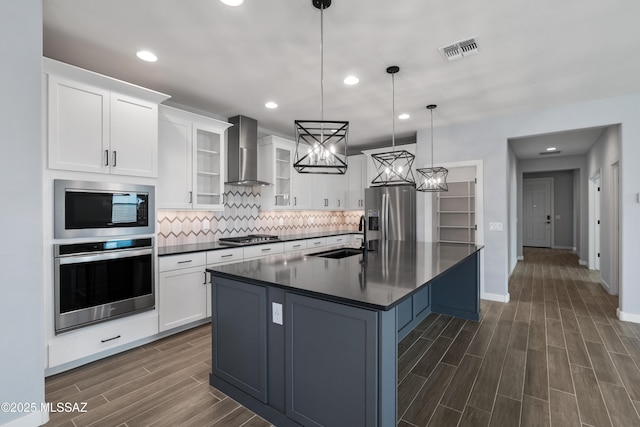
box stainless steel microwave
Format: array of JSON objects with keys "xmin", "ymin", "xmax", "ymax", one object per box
[{"xmin": 54, "ymin": 180, "xmax": 155, "ymax": 238}]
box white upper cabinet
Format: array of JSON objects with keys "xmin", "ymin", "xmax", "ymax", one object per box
[
  {"xmin": 157, "ymin": 105, "xmax": 231, "ymax": 211},
  {"xmin": 259, "ymin": 135, "xmax": 310, "ymax": 210},
  {"xmin": 45, "ymin": 58, "xmax": 169, "ymax": 177},
  {"xmin": 345, "ymin": 154, "xmax": 366, "ymax": 209}
]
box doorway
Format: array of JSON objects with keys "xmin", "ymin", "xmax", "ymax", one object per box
[
  {"xmin": 523, "ymin": 178, "xmax": 553, "ymax": 247},
  {"xmin": 589, "ymin": 172, "xmax": 601, "ymax": 271}
]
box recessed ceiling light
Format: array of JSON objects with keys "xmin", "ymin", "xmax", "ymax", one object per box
[
  {"xmin": 546, "ymin": 147, "xmax": 557, "ymax": 151},
  {"xmin": 398, "ymin": 113, "xmax": 410, "ymax": 120},
  {"xmin": 220, "ymin": 0, "xmax": 243, "ymax": 6},
  {"xmin": 344, "ymin": 75, "xmax": 359, "ymax": 85},
  {"xmin": 265, "ymin": 101, "xmax": 278, "ymax": 109},
  {"xmin": 136, "ymin": 50, "xmax": 157, "ymax": 62}
]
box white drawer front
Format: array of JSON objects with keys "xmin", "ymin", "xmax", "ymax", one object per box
[
  {"xmin": 243, "ymin": 242, "xmax": 285, "ymax": 259},
  {"xmin": 326, "ymin": 235, "xmax": 350, "ymax": 246},
  {"xmin": 306, "ymin": 238, "xmax": 326, "ymax": 249},
  {"xmin": 285, "ymin": 240, "xmax": 308, "ymax": 252},
  {"xmin": 207, "ymin": 247, "xmax": 244, "ymax": 265},
  {"xmin": 48, "ymin": 311, "xmax": 158, "ymax": 368},
  {"xmin": 159, "ymin": 252, "xmax": 206, "ymax": 272}
]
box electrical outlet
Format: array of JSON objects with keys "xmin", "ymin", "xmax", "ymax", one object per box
[
  {"xmin": 203, "ymin": 219, "xmax": 210, "ymax": 231},
  {"xmin": 279, "ymin": 218, "xmax": 284, "ymax": 226},
  {"xmin": 272, "ymin": 302, "xmax": 283, "ymax": 325}
]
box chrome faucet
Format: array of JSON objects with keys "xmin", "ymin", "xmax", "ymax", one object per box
[{"xmin": 358, "ymin": 215, "xmax": 367, "ymax": 253}]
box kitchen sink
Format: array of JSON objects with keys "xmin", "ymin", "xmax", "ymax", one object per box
[{"xmin": 310, "ymin": 248, "xmax": 364, "ymax": 259}]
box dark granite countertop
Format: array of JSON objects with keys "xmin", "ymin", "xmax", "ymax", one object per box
[
  {"xmin": 158, "ymin": 230, "xmax": 361, "ymax": 257},
  {"xmin": 208, "ymin": 241, "xmax": 483, "ymax": 311}
]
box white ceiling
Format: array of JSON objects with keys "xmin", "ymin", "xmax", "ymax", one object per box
[{"xmin": 43, "ymin": 0, "xmax": 640, "ymax": 152}]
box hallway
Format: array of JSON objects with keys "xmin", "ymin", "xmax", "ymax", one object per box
[{"xmin": 397, "ymin": 247, "xmax": 640, "ymax": 426}]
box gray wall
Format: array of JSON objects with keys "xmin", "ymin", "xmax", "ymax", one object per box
[
  {"xmin": 524, "ymin": 170, "xmax": 575, "ymax": 248},
  {"xmin": 415, "ymin": 93, "xmax": 640, "ymax": 317},
  {"xmin": 587, "ymin": 126, "xmax": 621, "ymax": 294},
  {"xmin": 0, "ymin": 0, "xmax": 46, "ymax": 425}
]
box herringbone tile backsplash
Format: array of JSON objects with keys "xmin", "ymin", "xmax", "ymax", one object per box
[{"xmin": 158, "ymin": 186, "xmax": 363, "ymax": 246}]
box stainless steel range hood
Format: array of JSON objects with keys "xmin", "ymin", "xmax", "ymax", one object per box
[{"xmin": 225, "ymin": 115, "xmax": 270, "ymax": 186}]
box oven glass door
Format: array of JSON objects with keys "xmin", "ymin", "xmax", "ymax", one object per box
[{"xmin": 55, "ymin": 248, "xmax": 154, "ymax": 333}]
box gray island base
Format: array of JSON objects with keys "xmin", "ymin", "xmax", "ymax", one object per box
[{"xmin": 208, "ymin": 241, "xmax": 483, "ymax": 427}]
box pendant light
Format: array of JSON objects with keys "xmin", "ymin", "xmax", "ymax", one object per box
[
  {"xmin": 371, "ymin": 66, "xmax": 416, "ymax": 186},
  {"xmin": 417, "ymin": 104, "xmax": 448, "ymax": 192},
  {"xmin": 294, "ymin": 0, "xmax": 349, "ymax": 175}
]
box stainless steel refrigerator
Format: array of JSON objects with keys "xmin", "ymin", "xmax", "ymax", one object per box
[{"xmin": 365, "ymin": 184, "xmax": 416, "ymax": 242}]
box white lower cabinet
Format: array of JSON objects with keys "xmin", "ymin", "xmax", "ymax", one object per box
[
  {"xmin": 285, "ymin": 240, "xmax": 307, "ymax": 252},
  {"xmin": 158, "ymin": 252, "xmax": 207, "ymax": 333},
  {"xmin": 243, "ymin": 242, "xmax": 285, "ymax": 259},
  {"xmin": 326, "ymin": 234, "xmax": 351, "ymax": 247},
  {"xmin": 48, "ymin": 311, "xmax": 158, "ymax": 368}
]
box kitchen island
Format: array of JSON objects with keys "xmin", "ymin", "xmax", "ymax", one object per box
[{"xmin": 207, "ymin": 241, "xmax": 483, "ymax": 427}]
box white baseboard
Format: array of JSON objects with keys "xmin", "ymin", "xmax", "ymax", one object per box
[
  {"xmin": 517, "ymin": 255, "xmax": 524, "ymax": 261},
  {"xmin": 482, "ymin": 292, "xmax": 510, "ymax": 303},
  {"xmin": 1, "ymin": 411, "xmax": 48, "ymax": 427},
  {"xmin": 617, "ymin": 308, "xmax": 640, "ymax": 324},
  {"xmin": 579, "ymin": 259, "xmax": 587, "ymax": 266},
  {"xmin": 600, "ymin": 278, "xmax": 610, "ymax": 292}
]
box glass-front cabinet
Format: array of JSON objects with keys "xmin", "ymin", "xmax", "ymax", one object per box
[
  {"xmin": 259, "ymin": 136, "xmax": 310, "ymax": 210},
  {"xmin": 195, "ymin": 125, "xmax": 223, "ymax": 208},
  {"xmin": 274, "ymin": 146, "xmax": 291, "ymax": 207},
  {"xmin": 157, "ymin": 105, "xmax": 231, "ymax": 211}
]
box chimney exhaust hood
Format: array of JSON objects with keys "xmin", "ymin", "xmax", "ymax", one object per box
[{"xmin": 225, "ymin": 115, "xmax": 270, "ymax": 187}]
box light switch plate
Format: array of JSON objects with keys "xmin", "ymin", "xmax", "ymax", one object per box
[
  {"xmin": 272, "ymin": 302, "xmax": 283, "ymax": 325},
  {"xmin": 489, "ymin": 222, "xmax": 504, "ymax": 232},
  {"xmin": 203, "ymin": 219, "xmax": 210, "ymax": 231}
]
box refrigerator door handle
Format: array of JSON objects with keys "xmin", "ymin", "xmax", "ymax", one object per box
[{"xmin": 381, "ymin": 193, "xmax": 388, "ymax": 241}]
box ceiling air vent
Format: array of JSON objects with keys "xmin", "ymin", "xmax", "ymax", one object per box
[{"xmin": 439, "ymin": 36, "xmax": 479, "ymax": 62}]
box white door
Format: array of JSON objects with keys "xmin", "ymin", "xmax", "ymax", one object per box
[{"xmin": 523, "ymin": 178, "xmax": 552, "ymax": 247}]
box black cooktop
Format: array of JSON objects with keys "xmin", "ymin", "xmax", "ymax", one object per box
[{"xmin": 218, "ymin": 234, "xmax": 280, "ymax": 246}]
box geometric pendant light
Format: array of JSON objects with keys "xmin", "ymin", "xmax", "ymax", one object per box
[
  {"xmin": 417, "ymin": 104, "xmax": 448, "ymax": 192},
  {"xmin": 371, "ymin": 66, "xmax": 416, "ymax": 186},
  {"xmin": 293, "ymin": 0, "xmax": 349, "ymax": 175}
]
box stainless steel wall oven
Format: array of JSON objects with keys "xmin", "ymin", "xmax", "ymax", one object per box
[{"xmin": 54, "ymin": 238, "xmax": 155, "ymax": 334}]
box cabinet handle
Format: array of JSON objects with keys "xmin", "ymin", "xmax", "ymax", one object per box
[
  {"xmin": 177, "ymin": 260, "xmax": 193, "ymax": 264},
  {"xmin": 112, "ymin": 150, "xmax": 117, "ymax": 167},
  {"xmin": 314, "ymin": 241, "xmax": 321, "ymax": 245},
  {"xmin": 101, "ymin": 335, "xmax": 121, "ymax": 343},
  {"xmin": 203, "ymin": 271, "xmax": 208, "ymax": 285},
  {"xmin": 338, "ymin": 199, "xmax": 341, "ymax": 207},
  {"xmin": 104, "ymin": 150, "xmax": 109, "ymax": 166},
  {"xmin": 293, "ymin": 244, "xmax": 302, "ymax": 248},
  {"xmin": 221, "ymin": 253, "xmax": 233, "ymax": 258},
  {"xmin": 189, "ymin": 191, "xmax": 193, "ymax": 204},
  {"xmin": 261, "ymin": 248, "xmax": 271, "ymax": 252},
  {"xmin": 294, "ymin": 196, "xmax": 297, "ymax": 206},
  {"xmin": 336, "ymin": 238, "xmax": 343, "ymax": 242}
]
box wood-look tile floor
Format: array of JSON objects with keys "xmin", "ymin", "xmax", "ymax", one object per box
[{"xmin": 45, "ymin": 248, "xmax": 640, "ymax": 426}]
